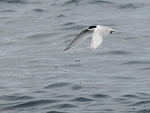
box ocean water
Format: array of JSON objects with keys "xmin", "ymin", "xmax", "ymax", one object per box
[{"xmin": 0, "ymin": 0, "xmax": 150, "ymax": 113}]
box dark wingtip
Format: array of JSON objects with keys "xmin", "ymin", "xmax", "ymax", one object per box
[
  {"xmin": 63, "ymin": 47, "xmax": 70, "ymax": 51},
  {"xmin": 63, "ymin": 48, "xmax": 67, "ymax": 51}
]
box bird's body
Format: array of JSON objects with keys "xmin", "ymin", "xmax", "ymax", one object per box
[{"xmin": 64, "ymin": 25, "xmax": 115, "ymax": 51}]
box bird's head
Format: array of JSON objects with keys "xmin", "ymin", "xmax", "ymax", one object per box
[{"xmin": 110, "ymin": 29, "xmax": 116, "ymax": 34}]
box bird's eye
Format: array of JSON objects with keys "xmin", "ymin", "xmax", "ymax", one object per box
[{"xmin": 89, "ymin": 26, "xmax": 96, "ymax": 29}]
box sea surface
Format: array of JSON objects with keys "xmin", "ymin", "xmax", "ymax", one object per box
[{"xmin": 0, "ymin": 0, "xmax": 150, "ymax": 113}]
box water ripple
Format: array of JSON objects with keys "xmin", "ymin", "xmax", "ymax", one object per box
[
  {"xmin": 122, "ymin": 94, "xmax": 139, "ymax": 99},
  {"xmin": 118, "ymin": 3, "xmax": 142, "ymax": 9},
  {"xmin": 71, "ymin": 97, "xmax": 93, "ymax": 102},
  {"xmin": 137, "ymin": 109, "xmax": 150, "ymax": 113},
  {"xmin": 70, "ymin": 85, "xmax": 82, "ymax": 90},
  {"xmin": 2, "ymin": 10, "xmax": 15, "ymax": 12},
  {"xmin": 44, "ymin": 82, "xmax": 71, "ymax": 89},
  {"xmin": 91, "ymin": 94, "xmax": 110, "ymax": 98},
  {"xmin": 1, "ymin": 0, "xmax": 150, "ymax": 113},
  {"xmin": 110, "ymin": 50, "xmax": 131, "ymax": 55},
  {"xmin": 89, "ymin": 0, "xmax": 114, "ymax": 5},
  {"xmin": 1, "ymin": 95, "xmax": 34, "ymax": 101},
  {"xmin": 3, "ymin": 99, "xmax": 58, "ymax": 110},
  {"xmin": 63, "ymin": 22, "xmax": 75, "ymax": 26},
  {"xmin": 139, "ymin": 67, "xmax": 150, "ymax": 70},
  {"xmin": 0, "ymin": 0, "xmax": 26, "ymax": 4},
  {"xmin": 33, "ymin": 9, "xmax": 45, "ymax": 12},
  {"xmin": 64, "ymin": 0, "xmax": 79, "ymax": 5},
  {"xmin": 121, "ymin": 61, "xmax": 150, "ymax": 65},
  {"xmin": 52, "ymin": 103, "xmax": 77, "ymax": 109},
  {"xmin": 96, "ymin": 50, "xmax": 131, "ymax": 56},
  {"xmin": 27, "ymin": 33, "xmax": 51, "ymax": 39},
  {"xmin": 131, "ymin": 101, "xmax": 150, "ymax": 106},
  {"xmin": 47, "ymin": 111, "xmax": 67, "ymax": 113},
  {"xmin": 57, "ymin": 14, "xmax": 66, "ymax": 18}
]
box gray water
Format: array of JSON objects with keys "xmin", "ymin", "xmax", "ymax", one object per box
[{"xmin": 0, "ymin": 0, "xmax": 150, "ymax": 113}]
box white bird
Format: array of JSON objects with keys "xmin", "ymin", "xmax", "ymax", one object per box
[{"xmin": 64, "ymin": 25, "xmax": 116, "ymax": 51}]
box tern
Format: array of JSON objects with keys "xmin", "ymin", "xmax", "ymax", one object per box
[{"xmin": 64, "ymin": 25, "xmax": 115, "ymax": 51}]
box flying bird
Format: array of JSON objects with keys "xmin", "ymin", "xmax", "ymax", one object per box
[{"xmin": 64, "ymin": 25, "xmax": 116, "ymax": 51}]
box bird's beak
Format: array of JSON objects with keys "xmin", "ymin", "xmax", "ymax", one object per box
[{"xmin": 110, "ymin": 29, "xmax": 116, "ymax": 34}]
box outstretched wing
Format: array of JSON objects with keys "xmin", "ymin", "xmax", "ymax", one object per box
[
  {"xmin": 90, "ymin": 25, "xmax": 116, "ymax": 50},
  {"xmin": 90, "ymin": 27, "xmax": 103, "ymax": 50},
  {"xmin": 90, "ymin": 25, "xmax": 113, "ymax": 50},
  {"xmin": 64, "ymin": 28, "xmax": 93, "ymax": 51}
]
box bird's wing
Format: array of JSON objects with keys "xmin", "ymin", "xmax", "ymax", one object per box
[
  {"xmin": 90, "ymin": 28, "xmax": 103, "ymax": 50},
  {"xmin": 64, "ymin": 28, "xmax": 93, "ymax": 51},
  {"xmin": 90, "ymin": 25, "xmax": 115, "ymax": 50}
]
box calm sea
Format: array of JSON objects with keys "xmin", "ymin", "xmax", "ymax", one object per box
[{"xmin": 0, "ymin": 0, "xmax": 150, "ymax": 113}]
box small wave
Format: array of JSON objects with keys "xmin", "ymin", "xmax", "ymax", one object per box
[
  {"xmin": 47, "ymin": 111, "xmax": 68, "ymax": 113},
  {"xmin": 122, "ymin": 93, "xmax": 150, "ymax": 102},
  {"xmin": 1, "ymin": 95, "xmax": 34, "ymax": 101},
  {"xmin": 131, "ymin": 101, "xmax": 150, "ymax": 106},
  {"xmin": 64, "ymin": 0, "xmax": 79, "ymax": 5},
  {"xmin": 110, "ymin": 50, "xmax": 131, "ymax": 55},
  {"xmin": 0, "ymin": 0, "xmax": 26, "ymax": 4},
  {"xmin": 33, "ymin": 9, "xmax": 45, "ymax": 12},
  {"xmin": 122, "ymin": 94, "xmax": 138, "ymax": 99},
  {"xmin": 89, "ymin": 0, "xmax": 114, "ymax": 5},
  {"xmin": 27, "ymin": 33, "xmax": 51, "ymax": 39},
  {"xmin": 113, "ymin": 97, "xmax": 130, "ymax": 104},
  {"xmin": 57, "ymin": 14, "xmax": 66, "ymax": 18},
  {"xmin": 52, "ymin": 103, "xmax": 77, "ymax": 109},
  {"xmin": 137, "ymin": 109, "xmax": 150, "ymax": 113},
  {"xmin": 70, "ymin": 85, "xmax": 82, "ymax": 90},
  {"xmin": 3, "ymin": 99, "xmax": 58, "ymax": 110},
  {"xmin": 2, "ymin": 10, "xmax": 15, "ymax": 12},
  {"xmin": 118, "ymin": 4, "xmax": 142, "ymax": 9},
  {"xmin": 121, "ymin": 61, "xmax": 150, "ymax": 65},
  {"xmin": 96, "ymin": 50, "xmax": 131, "ymax": 56},
  {"xmin": 137, "ymin": 93, "xmax": 150, "ymax": 97},
  {"xmin": 44, "ymin": 82, "xmax": 71, "ymax": 89},
  {"xmin": 65, "ymin": 63, "xmax": 82, "ymax": 68},
  {"xmin": 63, "ymin": 22, "xmax": 75, "ymax": 26},
  {"xmin": 139, "ymin": 67, "xmax": 150, "ymax": 70},
  {"xmin": 91, "ymin": 94, "xmax": 110, "ymax": 98},
  {"xmin": 71, "ymin": 97, "xmax": 93, "ymax": 102}
]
